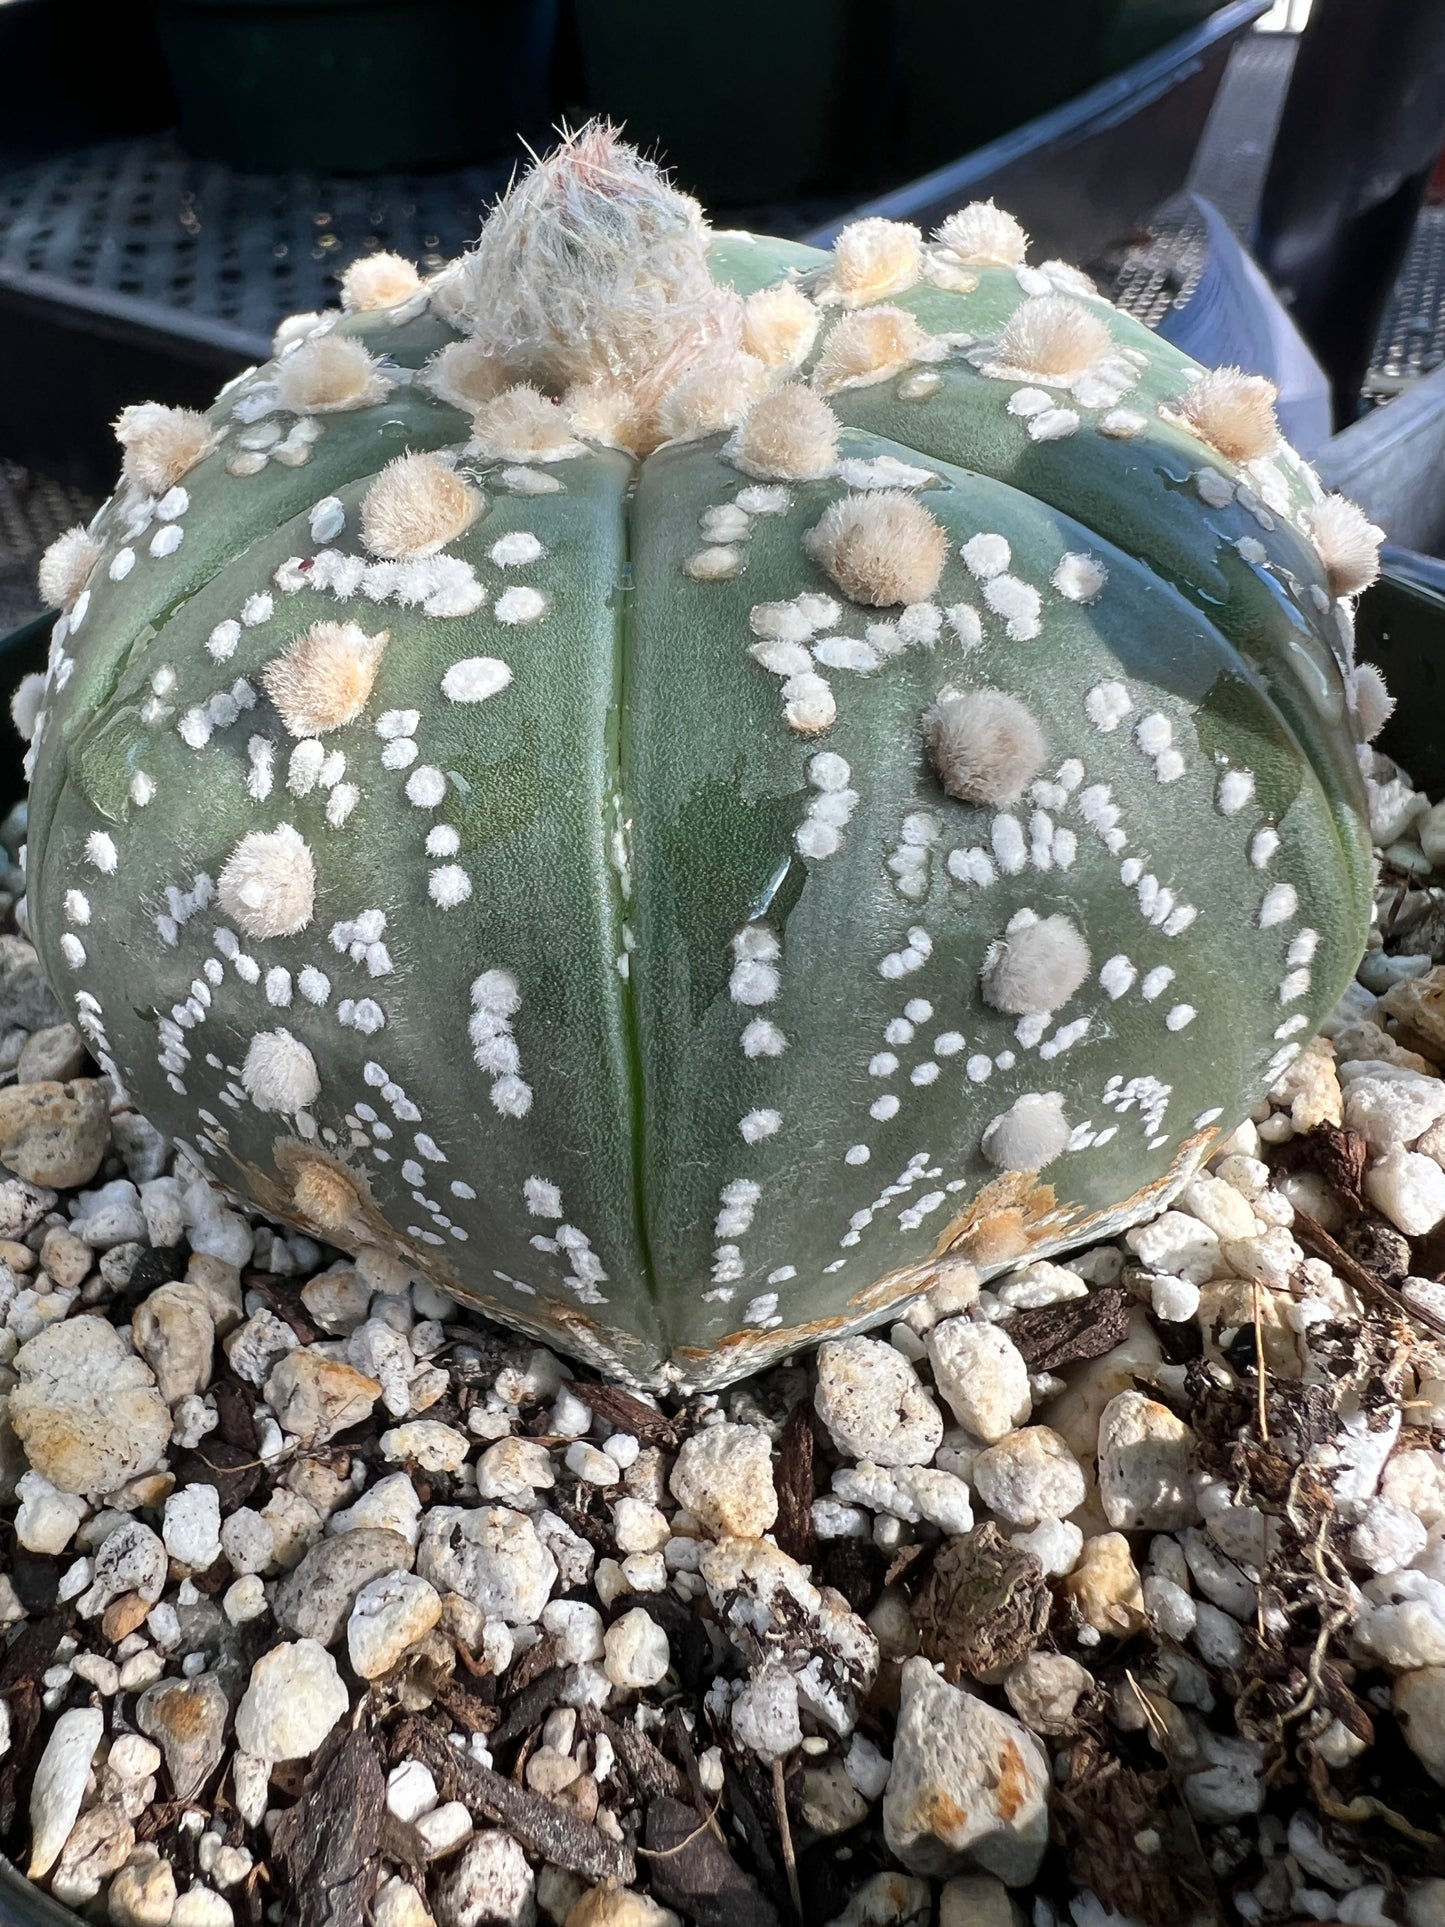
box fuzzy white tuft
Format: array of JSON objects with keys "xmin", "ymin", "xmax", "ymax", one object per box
[
  {"xmin": 273, "ymin": 335, "xmax": 391, "ymax": 414},
  {"xmin": 218, "ymin": 824, "xmax": 316, "ymax": 938},
  {"xmin": 113, "ymin": 403, "xmax": 217, "ymax": 494},
  {"xmin": 418, "ymin": 337, "xmax": 511, "ymax": 414},
  {"xmin": 812, "ymin": 307, "xmax": 928, "ymax": 394},
  {"xmin": 981, "ymin": 914, "xmax": 1091, "ymax": 1015},
  {"xmin": 658, "ymin": 351, "xmax": 768, "ymax": 445},
  {"xmin": 1350, "ymin": 661, "xmax": 1394, "ymax": 741},
  {"xmin": 37, "ymin": 526, "xmax": 101, "ymax": 609},
  {"xmin": 1301, "ymin": 494, "xmax": 1384, "ymax": 598},
  {"xmin": 338, "ymin": 251, "xmax": 422, "ymax": 312},
  {"xmin": 450, "ymin": 122, "xmax": 737, "ymax": 397},
  {"xmin": 560, "ymin": 375, "xmax": 653, "ymax": 454},
  {"xmin": 825, "ymin": 218, "xmax": 922, "ymax": 305},
  {"xmin": 804, "ymin": 490, "xmax": 948, "ymax": 607},
  {"xmin": 730, "ymin": 384, "xmax": 840, "ymax": 481},
  {"xmin": 934, "ymin": 201, "xmax": 1029, "ymax": 267},
  {"xmin": 982, "ymin": 1091, "xmax": 1070, "ymax": 1171},
  {"xmin": 360, "ymin": 451, "xmax": 481, "ymax": 559},
  {"xmin": 740, "ymin": 283, "xmax": 819, "ymax": 371},
  {"xmin": 11, "ymin": 672, "xmax": 45, "ymax": 744},
  {"xmin": 472, "ymin": 384, "xmax": 586, "ymax": 462},
  {"xmin": 924, "ymin": 688, "xmax": 1047, "ymax": 804},
  {"xmin": 242, "ymin": 1028, "xmax": 320, "ymax": 1114},
  {"xmin": 1167, "ymin": 366, "xmax": 1280, "ymax": 463},
  {"xmin": 262, "ymin": 621, "xmax": 388, "ymax": 736},
  {"xmin": 996, "ymin": 296, "xmax": 1111, "ymax": 378},
  {"xmin": 273, "ymin": 312, "xmax": 331, "ymax": 354}
]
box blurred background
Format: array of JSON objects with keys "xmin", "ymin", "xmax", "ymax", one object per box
[{"xmin": 1, "ymin": 0, "xmax": 1445, "ymax": 781}]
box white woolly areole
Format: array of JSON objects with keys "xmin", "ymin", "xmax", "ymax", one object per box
[
  {"xmin": 812, "ymin": 307, "xmax": 928, "ymax": 394},
  {"xmin": 273, "ymin": 335, "xmax": 391, "ymax": 414},
  {"xmin": 361, "ymin": 452, "xmax": 481, "ymax": 559},
  {"xmin": 418, "ymin": 337, "xmax": 511, "ymax": 413},
  {"xmin": 242, "ymin": 1028, "xmax": 321, "ymax": 1113},
  {"xmin": 338, "ymin": 250, "xmax": 422, "ymax": 312},
  {"xmin": 442, "ymin": 656, "xmax": 513, "ymax": 704},
  {"xmin": 262, "ymin": 621, "xmax": 388, "ymax": 736},
  {"xmin": 84, "ymin": 829, "xmax": 118, "ymax": 875},
  {"xmin": 1052, "ymin": 553, "xmax": 1108, "ymax": 603},
  {"xmin": 1167, "ymin": 365, "xmax": 1280, "ymax": 463},
  {"xmin": 804, "ymin": 490, "xmax": 948, "ymax": 607},
  {"xmin": 982, "ymin": 1091, "xmax": 1070, "ymax": 1171},
  {"xmin": 218, "ymin": 825, "xmax": 316, "ymax": 938},
  {"xmin": 1301, "ymin": 494, "xmax": 1384, "ymax": 598},
  {"xmin": 825, "ymin": 218, "xmax": 922, "ymax": 306},
  {"xmin": 113, "ymin": 403, "xmax": 217, "ymax": 494},
  {"xmin": 925, "ymin": 689, "xmax": 1047, "ymax": 805},
  {"xmin": 730, "ymin": 384, "xmax": 840, "ymax": 481},
  {"xmin": 472, "ymin": 384, "xmax": 586, "ymax": 463},
  {"xmin": 934, "ymin": 200, "xmax": 1029, "ymax": 267},
  {"xmin": 981, "ymin": 914, "xmax": 1091, "ymax": 1015},
  {"xmin": 740, "ymin": 283, "xmax": 819, "ymax": 371},
  {"xmin": 996, "ymin": 296, "xmax": 1112, "ymax": 379},
  {"xmin": 1350, "ymin": 661, "xmax": 1394, "ymax": 741},
  {"xmin": 450, "ymin": 123, "xmax": 736, "ymax": 398},
  {"xmin": 10, "ymin": 673, "xmax": 45, "ymax": 745},
  {"xmin": 37, "ymin": 526, "xmax": 101, "ymax": 610},
  {"xmin": 659, "ymin": 351, "xmax": 768, "ymax": 445}
]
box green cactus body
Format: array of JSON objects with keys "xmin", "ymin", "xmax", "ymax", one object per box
[{"xmin": 25, "ymin": 138, "xmax": 1374, "ymax": 1387}]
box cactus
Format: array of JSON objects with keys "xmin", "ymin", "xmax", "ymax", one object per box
[{"xmin": 22, "ymin": 126, "xmax": 1381, "ymax": 1389}]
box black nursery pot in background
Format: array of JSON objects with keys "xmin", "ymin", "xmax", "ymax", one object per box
[{"xmin": 150, "ymin": 0, "xmax": 560, "ymax": 174}]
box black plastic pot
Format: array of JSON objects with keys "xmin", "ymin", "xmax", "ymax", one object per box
[
  {"xmin": 0, "ymin": 613, "xmax": 52, "ymax": 822},
  {"xmin": 151, "ymin": 0, "xmax": 560, "ymax": 174},
  {"xmin": 1356, "ymin": 546, "xmax": 1445, "ymax": 794},
  {"xmin": 0, "ymin": 0, "xmax": 176, "ymax": 159},
  {"xmin": 0, "ymin": 1852, "xmax": 78, "ymax": 1927}
]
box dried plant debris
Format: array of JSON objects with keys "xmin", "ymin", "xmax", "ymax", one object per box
[{"xmin": 10, "ymin": 755, "xmax": 1445, "ymax": 1926}]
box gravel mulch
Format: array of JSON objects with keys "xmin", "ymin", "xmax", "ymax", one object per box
[{"xmin": 4, "ymin": 743, "xmax": 1445, "ymax": 1927}]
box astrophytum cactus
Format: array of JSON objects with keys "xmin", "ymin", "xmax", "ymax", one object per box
[{"xmin": 23, "ymin": 127, "xmax": 1383, "ymax": 1388}]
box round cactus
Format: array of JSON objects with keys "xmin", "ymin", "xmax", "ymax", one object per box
[{"xmin": 22, "ymin": 127, "xmax": 1380, "ymax": 1389}]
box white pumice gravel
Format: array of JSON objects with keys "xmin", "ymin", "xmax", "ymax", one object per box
[{"xmin": 7, "ymin": 751, "xmax": 1445, "ymax": 1924}]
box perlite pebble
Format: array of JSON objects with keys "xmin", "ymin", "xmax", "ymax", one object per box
[
  {"xmin": 971, "ymin": 1428, "xmax": 1085, "ymax": 1528},
  {"xmin": 10, "ymin": 1314, "xmax": 171, "ymax": 1496},
  {"xmin": 1366, "ymin": 1148, "xmax": 1445, "ymax": 1236},
  {"xmin": 416, "ymin": 1506, "xmax": 557, "ymax": 1625},
  {"xmin": 28, "ymin": 1705, "xmax": 104, "ymax": 1877},
  {"xmin": 388, "ymin": 1759, "xmax": 441, "ymax": 1824},
  {"xmin": 1395, "ymin": 1667, "xmax": 1445, "ymax": 1784},
  {"xmin": 162, "ymin": 1483, "xmax": 223, "ymax": 1569},
  {"xmin": 348, "ymin": 1570, "xmax": 443, "ymax": 1678},
  {"xmin": 883, "ymin": 1657, "xmax": 1050, "ymax": 1883},
  {"xmin": 732, "ymin": 1663, "xmax": 803, "ymax": 1762},
  {"xmin": 1010, "ymin": 1518, "xmax": 1083, "ymax": 1577},
  {"xmin": 433, "ymin": 1832, "xmax": 535, "ymax": 1927},
  {"xmin": 1097, "ymin": 1391, "xmax": 1198, "ymax": 1531},
  {"xmin": 1351, "ymin": 1497, "xmax": 1430, "ymax": 1574},
  {"xmin": 14, "ymin": 1469, "xmax": 85, "ymax": 1555},
  {"xmin": 603, "ymin": 1607, "xmax": 670, "ymax": 1689},
  {"xmin": 669, "ymin": 1421, "xmax": 778, "ymax": 1538},
  {"xmin": 234, "ymin": 1639, "xmax": 349, "ymax": 1762},
  {"xmin": 926, "ymin": 1320, "xmax": 1031, "ymax": 1443},
  {"xmin": 814, "ymin": 1336, "xmax": 944, "ymax": 1466},
  {"xmin": 1004, "ymin": 1652, "xmax": 1092, "ymax": 1735}
]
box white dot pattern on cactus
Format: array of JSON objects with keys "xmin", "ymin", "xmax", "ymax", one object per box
[{"xmin": 21, "ymin": 125, "xmax": 1377, "ymax": 1388}]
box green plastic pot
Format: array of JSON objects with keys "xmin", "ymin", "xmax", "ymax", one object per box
[
  {"xmin": 895, "ymin": 0, "xmax": 1224, "ymax": 176},
  {"xmin": 571, "ymin": 0, "xmax": 847, "ymax": 205},
  {"xmin": 151, "ymin": 0, "xmax": 560, "ymax": 174}
]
